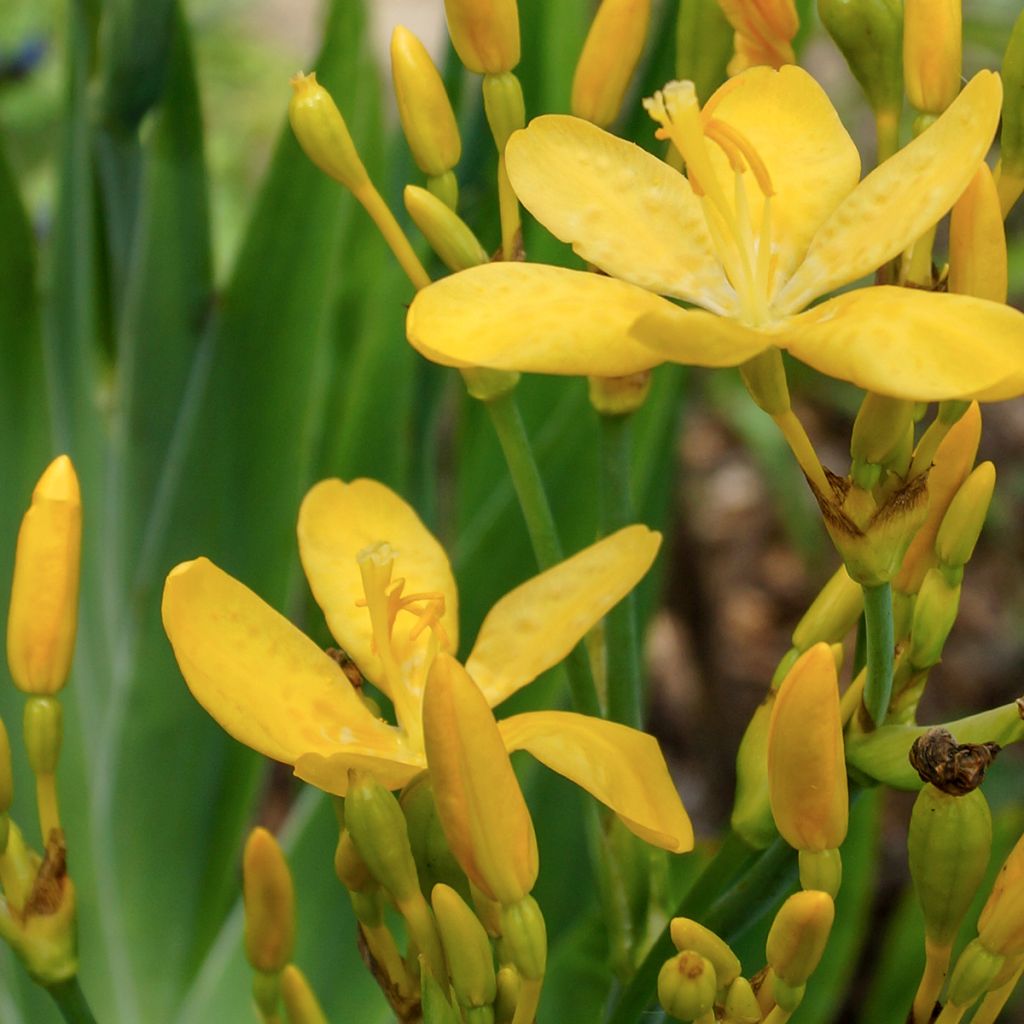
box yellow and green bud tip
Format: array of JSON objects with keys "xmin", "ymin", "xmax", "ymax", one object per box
[
  {"xmin": 903, "ymin": 0, "xmax": 962, "ymax": 116},
  {"xmin": 443, "ymin": 0, "xmax": 521, "ymax": 75}
]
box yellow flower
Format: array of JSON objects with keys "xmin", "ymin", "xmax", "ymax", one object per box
[
  {"xmin": 162, "ymin": 478, "xmax": 693, "ymax": 853},
  {"xmin": 407, "ymin": 66, "xmax": 1024, "ymax": 402}
]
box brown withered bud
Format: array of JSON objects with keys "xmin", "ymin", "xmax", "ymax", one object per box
[{"xmin": 909, "ymin": 728, "xmax": 1001, "ymax": 795}]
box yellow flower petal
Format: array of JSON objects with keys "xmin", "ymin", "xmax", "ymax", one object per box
[
  {"xmin": 161, "ymin": 558, "xmax": 400, "ymax": 764},
  {"xmin": 505, "ymin": 115, "xmax": 733, "ymax": 310},
  {"xmin": 628, "ymin": 302, "xmax": 773, "ymax": 366},
  {"xmin": 499, "ymin": 711, "xmax": 694, "ymax": 853},
  {"xmin": 782, "ymin": 286, "xmax": 1024, "ymax": 401},
  {"xmin": 297, "ymin": 478, "xmax": 458, "ymax": 688},
  {"xmin": 293, "ymin": 750, "xmax": 425, "ymax": 796},
  {"xmin": 702, "ymin": 66, "xmax": 860, "ymax": 299},
  {"xmin": 407, "ymin": 263, "xmax": 678, "ymax": 376},
  {"xmin": 776, "ymin": 71, "xmax": 1003, "ymax": 313},
  {"xmin": 465, "ymin": 525, "xmax": 661, "ymax": 706}
]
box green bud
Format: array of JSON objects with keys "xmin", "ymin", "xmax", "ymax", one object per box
[
  {"xmin": 675, "ymin": 0, "xmax": 732, "ymax": 103},
  {"xmin": 499, "ymin": 895, "xmax": 546, "ymax": 981},
  {"xmin": 280, "ymin": 964, "xmax": 329, "ymax": 1024},
  {"xmin": 334, "ymin": 828, "xmax": 373, "ymax": 893},
  {"xmin": 242, "ymin": 827, "xmax": 295, "ymax": 975},
  {"xmin": 947, "ymin": 937, "xmax": 1005, "ymax": 1008},
  {"xmin": 482, "ymin": 72, "xmax": 526, "ymax": 150},
  {"xmin": 24, "ymin": 697, "xmax": 62, "ymax": 777},
  {"xmin": 936, "ymin": 462, "xmax": 995, "ymax": 570},
  {"xmin": 494, "ymin": 965, "xmax": 520, "ymax": 1023},
  {"xmin": 766, "ymin": 890, "xmax": 835, "ymax": 987},
  {"xmin": 999, "ymin": 12, "xmax": 1024, "ymax": 213},
  {"xmin": 404, "ymin": 185, "xmax": 488, "ymax": 273},
  {"xmin": 792, "ymin": 566, "xmax": 864, "ymax": 651},
  {"xmin": 421, "ymin": 964, "xmax": 462, "ymax": 1024},
  {"xmin": 908, "ymin": 786, "xmax": 992, "ymax": 948},
  {"xmin": 851, "ymin": 394, "xmax": 915, "ymax": 468},
  {"xmin": 722, "ymin": 976, "xmax": 762, "ymax": 1023},
  {"xmin": 401, "ymin": 775, "xmax": 470, "ymax": 900},
  {"xmin": 798, "ymin": 848, "xmax": 843, "ymax": 898},
  {"xmin": 909, "ymin": 568, "xmax": 961, "ymax": 668},
  {"xmin": 349, "ymin": 887, "xmax": 383, "ymax": 928},
  {"xmin": 669, "ymin": 918, "xmax": 741, "ymax": 987},
  {"xmin": 772, "ymin": 977, "xmax": 806, "ymax": 1013},
  {"xmin": 428, "ymin": 170, "xmax": 460, "ymax": 211},
  {"xmin": 432, "ymin": 884, "xmax": 497, "ymax": 1012},
  {"xmin": 657, "ymin": 950, "xmax": 717, "ymax": 1021},
  {"xmin": 817, "ymin": 0, "xmax": 903, "ymax": 119},
  {"xmin": 731, "ymin": 692, "xmax": 779, "ymax": 849}
]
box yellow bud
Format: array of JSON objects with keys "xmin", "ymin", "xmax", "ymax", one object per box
[
  {"xmin": 404, "ymin": 185, "xmax": 488, "ymax": 273},
  {"xmin": 334, "ymin": 828, "xmax": 373, "ymax": 893},
  {"xmin": 280, "ymin": 964, "xmax": 328, "ymax": 1024},
  {"xmin": 444, "ymin": 0, "xmax": 521, "ymax": 74},
  {"xmin": 7, "ymin": 455, "xmax": 82, "ymax": 696},
  {"xmin": 731, "ymin": 691, "xmax": 778, "ymax": 849},
  {"xmin": 422, "ymin": 653, "xmax": 538, "ymax": 905},
  {"xmin": 723, "ymin": 976, "xmax": 762, "ymax": 1023},
  {"xmin": 948, "ymin": 165, "xmax": 1007, "ymax": 302},
  {"xmin": 494, "ymin": 965, "xmax": 520, "ymax": 1023},
  {"xmin": 657, "ymin": 950, "xmax": 717, "ymax": 1021},
  {"xmin": 792, "ymin": 566, "xmax": 863, "ymax": 650},
  {"xmin": 903, "ymin": 0, "xmax": 962, "ymax": 114},
  {"xmin": 909, "ymin": 568, "xmax": 960, "ymax": 669},
  {"xmin": 669, "ymin": 918, "xmax": 741, "ymax": 987},
  {"xmin": 499, "ymin": 895, "xmax": 546, "ymax": 981},
  {"xmin": 717, "ymin": 0, "xmax": 799, "ymax": 75},
  {"xmin": 288, "ymin": 72, "xmax": 369, "ymax": 193},
  {"xmin": 979, "ymin": 839, "xmax": 1024, "ymax": 957},
  {"xmin": 936, "ymin": 462, "xmax": 996, "ymax": 570},
  {"xmin": 571, "ymin": 0, "xmax": 651, "ymax": 127},
  {"xmin": 242, "ymin": 827, "xmax": 295, "ymax": 975},
  {"xmin": 432, "ymin": 883, "xmax": 497, "ymax": 1010},
  {"xmin": 391, "ymin": 26, "xmax": 462, "ymax": 178},
  {"xmin": 947, "ymin": 937, "xmax": 1005, "ymax": 1007},
  {"xmin": 587, "ymin": 372, "xmax": 652, "ymax": 416},
  {"xmin": 767, "ymin": 644, "xmax": 848, "ymax": 852},
  {"xmin": 766, "ymin": 890, "xmax": 835, "ymax": 987},
  {"xmin": 979, "ymin": 831, "xmax": 1024, "ymax": 935}
]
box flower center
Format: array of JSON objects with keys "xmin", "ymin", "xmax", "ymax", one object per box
[
  {"xmin": 644, "ymin": 79, "xmax": 777, "ymax": 326},
  {"xmin": 356, "ymin": 542, "xmax": 451, "ymax": 744}
]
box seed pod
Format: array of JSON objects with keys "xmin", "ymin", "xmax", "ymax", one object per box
[{"xmin": 657, "ymin": 950, "xmax": 717, "ymax": 1021}]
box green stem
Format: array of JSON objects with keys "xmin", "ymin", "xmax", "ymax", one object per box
[
  {"xmin": 47, "ymin": 978, "xmax": 99, "ymax": 1024},
  {"xmin": 483, "ymin": 391, "xmax": 601, "ymax": 718},
  {"xmin": 862, "ymin": 582, "xmax": 894, "ymax": 727},
  {"xmin": 605, "ymin": 833, "xmax": 796, "ymax": 1024},
  {"xmin": 599, "ymin": 412, "xmax": 643, "ymax": 729}
]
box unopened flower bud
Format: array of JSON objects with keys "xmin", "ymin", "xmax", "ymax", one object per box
[
  {"xmin": 979, "ymin": 832, "xmax": 1024, "ymax": 935},
  {"xmin": 571, "ymin": 0, "xmax": 651, "ymax": 127},
  {"xmin": 949, "ymin": 167, "xmax": 1007, "ymax": 303},
  {"xmin": 432, "ymin": 884, "xmax": 497, "ymax": 1012},
  {"xmin": 422, "ymin": 965, "xmax": 462, "ymax": 1024},
  {"xmin": 851, "ymin": 394, "xmax": 915, "ymax": 470},
  {"xmin": 798, "ymin": 847, "xmax": 843, "ymax": 898},
  {"xmin": 768, "ymin": 644, "xmax": 848, "ymax": 853},
  {"xmin": 903, "ymin": 0, "xmax": 961, "ymax": 115},
  {"xmin": 998, "ymin": 11, "xmax": 1024, "ymax": 214},
  {"xmin": 444, "ymin": 0, "xmax": 521, "ymax": 74},
  {"xmin": 280, "ymin": 964, "xmax": 328, "ymax": 1024},
  {"xmin": 288, "ymin": 72, "xmax": 369, "ymax": 193},
  {"xmin": 334, "ymin": 828, "xmax": 373, "ymax": 893},
  {"xmin": 482, "ymin": 72, "xmax": 525, "ymax": 150},
  {"xmin": 719, "ymin": 0, "xmax": 798, "ymax": 75},
  {"xmin": 908, "ymin": 785, "xmax": 992, "ymax": 949},
  {"xmin": 391, "ymin": 26, "xmax": 461, "ymax": 179},
  {"xmin": 400, "ymin": 775, "xmax": 468, "ymax": 899},
  {"xmin": 731, "ymin": 691, "xmax": 778, "ymax": 849},
  {"xmin": 946, "ymin": 937, "xmax": 1005, "ymax": 1007},
  {"xmin": 909, "ymin": 568, "xmax": 961, "ymax": 668},
  {"xmin": 936, "ymin": 462, "xmax": 996, "ymax": 571},
  {"xmin": 669, "ymin": 918, "xmax": 741, "ymax": 987},
  {"xmin": 978, "ymin": 838, "xmax": 1024, "ymax": 957},
  {"xmin": 24, "ymin": 698, "xmax": 62, "ymax": 778},
  {"xmin": 494, "ymin": 965, "xmax": 520, "ymax": 1023},
  {"xmin": 7, "ymin": 455, "xmax": 81, "ymax": 696},
  {"xmin": 499, "ymin": 895, "xmax": 546, "ymax": 981},
  {"xmin": 723, "ymin": 976, "xmax": 762, "ymax": 1023},
  {"xmin": 404, "ymin": 186, "xmax": 488, "ymax": 273},
  {"xmin": 675, "ymin": 0, "xmax": 733, "ymax": 104},
  {"xmin": 657, "ymin": 950, "xmax": 717, "ymax": 1021},
  {"xmin": 766, "ymin": 890, "xmax": 835, "ymax": 987},
  {"xmin": 793, "ymin": 567, "xmax": 864, "ymax": 651},
  {"xmin": 243, "ymin": 827, "xmax": 295, "ymax": 975}
]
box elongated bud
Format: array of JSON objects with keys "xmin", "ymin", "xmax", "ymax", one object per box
[
  {"xmin": 444, "ymin": 0, "xmax": 521, "ymax": 74},
  {"xmin": 658, "ymin": 950, "xmax": 717, "ymax": 1021},
  {"xmin": 288, "ymin": 72, "xmax": 369, "ymax": 193},
  {"xmin": 401, "ymin": 774, "xmax": 469, "ymax": 899},
  {"xmin": 494, "ymin": 965, "xmax": 520, "ymax": 1023},
  {"xmin": 24, "ymin": 698, "xmax": 61, "ymax": 778},
  {"xmin": 903, "ymin": 0, "xmax": 961, "ymax": 115},
  {"xmin": 280, "ymin": 965, "xmax": 329, "ymax": 1024},
  {"xmin": 793, "ymin": 566, "xmax": 863, "ymax": 651},
  {"xmin": 391, "ymin": 26, "xmax": 461, "ymax": 180},
  {"xmin": 799, "ymin": 848, "xmax": 843, "ymax": 898},
  {"xmin": 432, "ymin": 884, "xmax": 497, "ymax": 1012},
  {"xmin": 979, "ymin": 832, "xmax": 1024, "ymax": 935},
  {"xmin": 723, "ymin": 976, "xmax": 762, "ymax": 1023},
  {"xmin": 717, "ymin": 0, "xmax": 799, "ymax": 75},
  {"xmin": 7, "ymin": 456, "xmax": 81, "ymax": 696},
  {"xmin": 670, "ymin": 918, "xmax": 741, "ymax": 987},
  {"xmin": 946, "ymin": 938, "xmax": 1005, "ymax": 1007},
  {"xmin": 422, "ymin": 965, "xmax": 463, "ymax": 1024},
  {"xmin": 334, "ymin": 828, "xmax": 373, "ymax": 893},
  {"xmin": 571, "ymin": 0, "xmax": 651, "ymax": 127},
  {"xmin": 499, "ymin": 895, "xmax": 546, "ymax": 981},
  {"xmin": 766, "ymin": 890, "xmax": 835, "ymax": 987},
  {"xmin": 936, "ymin": 462, "xmax": 995, "ymax": 570},
  {"xmin": 768, "ymin": 644, "xmax": 848, "ymax": 852},
  {"xmin": 676, "ymin": 0, "xmax": 732, "ymax": 103},
  {"xmin": 999, "ymin": 11, "xmax": 1024, "ymax": 214},
  {"xmin": 851, "ymin": 394, "xmax": 915, "ymax": 470},
  {"xmin": 978, "ymin": 858, "xmax": 1024, "ymax": 957},
  {"xmin": 949, "ymin": 167, "xmax": 1007, "ymax": 302},
  {"xmin": 482, "ymin": 72, "xmax": 525, "ymax": 151},
  {"xmin": 731, "ymin": 691, "xmax": 778, "ymax": 849},
  {"xmin": 423, "ymin": 653, "xmax": 538, "ymax": 905},
  {"xmin": 243, "ymin": 828, "xmax": 295, "ymax": 975},
  {"xmin": 817, "ymin": 0, "xmax": 903, "ymax": 120},
  {"xmin": 404, "ymin": 186, "xmax": 488, "ymax": 273},
  {"xmin": 909, "ymin": 568, "xmax": 960, "ymax": 669},
  {"xmin": 908, "ymin": 785, "xmax": 992, "ymax": 949}
]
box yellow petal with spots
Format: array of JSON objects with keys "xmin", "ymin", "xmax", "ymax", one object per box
[
  {"xmin": 499, "ymin": 711, "xmax": 694, "ymax": 852},
  {"xmin": 506, "ymin": 115, "xmax": 733, "ymax": 310},
  {"xmin": 407, "ymin": 263, "xmax": 677, "ymax": 376},
  {"xmin": 629, "ymin": 301, "xmax": 773, "ymax": 366},
  {"xmin": 161, "ymin": 558, "xmax": 400, "ymax": 765},
  {"xmin": 782, "ymin": 286, "xmax": 1024, "ymax": 401},
  {"xmin": 776, "ymin": 71, "xmax": 1003, "ymax": 313},
  {"xmin": 294, "ymin": 749, "xmax": 425, "ymax": 796},
  {"xmin": 702, "ymin": 65, "xmax": 860, "ymax": 299},
  {"xmin": 297, "ymin": 478, "xmax": 458, "ymax": 689},
  {"xmin": 466, "ymin": 525, "xmax": 661, "ymax": 707}
]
